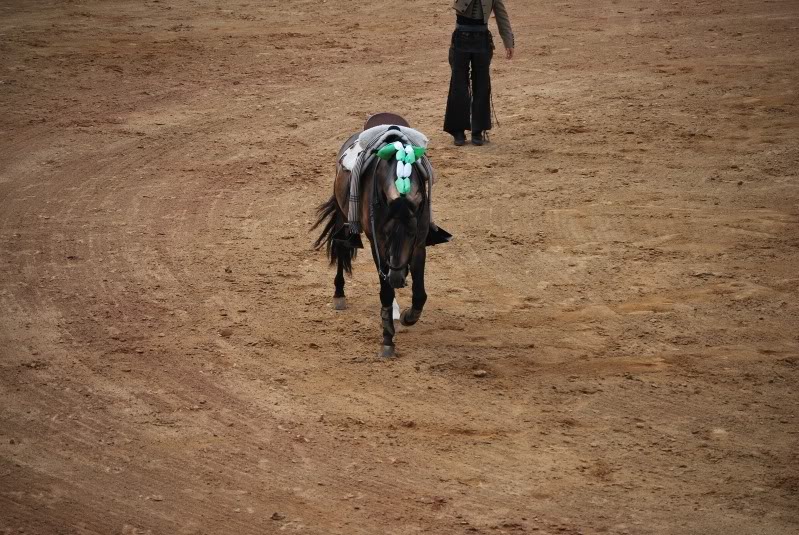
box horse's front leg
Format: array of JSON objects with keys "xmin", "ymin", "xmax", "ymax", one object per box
[
  {"xmin": 371, "ymin": 244, "xmax": 397, "ymax": 358},
  {"xmin": 378, "ymin": 276, "xmax": 397, "ymax": 358},
  {"xmin": 400, "ymin": 247, "xmax": 427, "ymax": 327}
]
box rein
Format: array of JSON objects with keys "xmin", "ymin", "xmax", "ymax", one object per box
[{"xmin": 369, "ymin": 160, "xmax": 390, "ymax": 281}]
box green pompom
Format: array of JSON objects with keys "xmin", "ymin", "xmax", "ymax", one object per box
[
  {"xmin": 395, "ymin": 177, "xmax": 411, "ymax": 196},
  {"xmin": 413, "ymin": 146, "xmax": 426, "ymax": 159},
  {"xmin": 376, "ymin": 144, "xmax": 396, "ymax": 160}
]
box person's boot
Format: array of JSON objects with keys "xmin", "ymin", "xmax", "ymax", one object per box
[
  {"xmin": 452, "ymin": 131, "xmax": 466, "ymax": 146},
  {"xmin": 471, "ymin": 131, "xmax": 487, "ymax": 146}
]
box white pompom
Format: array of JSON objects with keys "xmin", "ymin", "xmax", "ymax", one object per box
[
  {"xmin": 404, "ymin": 144, "xmax": 413, "ymax": 154},
  {"xmin": 403, "ymin": 162, "xmax": 412, "ymax": 176},
  {"xmin": 393, "ymin": 141, "xmax": 403, "ymax": 152},
  {"xmin": 396, "ymin": 160, "xmax": 404, "ymax": 177}
]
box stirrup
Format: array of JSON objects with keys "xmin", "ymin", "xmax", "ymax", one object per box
[
  {"xmin": 426, "ymin": 225, "xmax": 453, "ymax": 246},
  {"xmin": 332, "ymin": 226, "xmax": 364, "ymax": 249}
]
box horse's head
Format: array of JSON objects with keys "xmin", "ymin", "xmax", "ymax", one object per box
[
  {"xmin": 371, "ymin": 138, "xmax": 428, "ymax": 289},
  {"xmin": 378, "ymin": 162, "xmax": 426, "ymax": 288},
  {"xmin": 382, "ymin": 193, "xmax": 421, "ymax": 288}
]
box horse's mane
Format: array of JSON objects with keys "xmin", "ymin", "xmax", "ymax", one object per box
[
  {"xmin": 387, "ymin": 196, "xmax": 416, "ymax": 222},
  {"xmin": 377, "ymin": 134, "xmax": 426, "ymax": 196}
]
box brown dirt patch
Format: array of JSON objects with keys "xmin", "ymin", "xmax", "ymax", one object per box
[{"xmin": 1, "ymin": 1, "xmax": 798, "ymax": 534}]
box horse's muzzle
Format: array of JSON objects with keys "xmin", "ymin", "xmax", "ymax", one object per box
[{"xmin": 388, "ymin": 268, "xmax": 407, "ymax": 289}]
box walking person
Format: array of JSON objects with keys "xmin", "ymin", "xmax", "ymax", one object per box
[{"xmin": 444, "ymin": 0, "xmax": 515, "ymax": 146}]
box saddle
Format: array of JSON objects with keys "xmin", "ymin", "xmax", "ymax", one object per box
[
  {"xmin": 338, "ymin": 113, "xmax": 415, "ymax": 169},
  {"xmin": 364, "ymin": 112, "xmax": 411, "ymax": 130}
]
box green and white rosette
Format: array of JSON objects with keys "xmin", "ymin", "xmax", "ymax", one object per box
[{"xmin": 376, "ymin": 141, "xmax": 426, "ymax": 196}]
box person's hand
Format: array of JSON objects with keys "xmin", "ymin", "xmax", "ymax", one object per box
[{"xmin": 505, "ymin": 47, "xmax": 514, "ymax": 60}]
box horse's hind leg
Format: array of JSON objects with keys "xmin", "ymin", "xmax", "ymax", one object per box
[
  {"xmin": 330, "ymin": 168, "xmax": 353, "ymax": 311},
  {"xmin": 332, "ymin": 254, "xmax": 347, "ymax": 310}
]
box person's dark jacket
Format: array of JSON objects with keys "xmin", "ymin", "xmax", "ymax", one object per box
[{"xmin": 452, "ymin": 0, "xmax": 514, "ymax": 49}]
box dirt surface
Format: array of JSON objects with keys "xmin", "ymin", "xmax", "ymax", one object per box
[{"xmin": 1, "ymin": 0, "xmax": 798, "ymax": 533}]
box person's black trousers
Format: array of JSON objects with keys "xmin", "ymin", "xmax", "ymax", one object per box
[{"xmin": 444, "ymin": 29, "xmax": 494, "ymax": 135}]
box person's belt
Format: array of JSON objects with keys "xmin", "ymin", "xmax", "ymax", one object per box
[{"xmin": 455, "ymin": 23, "xmax": 488, "ymax": 32}]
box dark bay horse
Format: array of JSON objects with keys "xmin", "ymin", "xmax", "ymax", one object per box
[{"xmin": 313, "ymin": 121, "xmax": 438, "ymax": 358}]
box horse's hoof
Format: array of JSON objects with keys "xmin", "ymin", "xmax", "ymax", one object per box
[
  {"xmin": 332, "ymin": 297, "xmax": 347, "ymax": 310},
  {"xmin": 378, "ymin": 345, "xmax": 396, "ymax": 359},
  {"xmin": 400, "ymin": 308, "xmax": 421, "ymax": 327}
]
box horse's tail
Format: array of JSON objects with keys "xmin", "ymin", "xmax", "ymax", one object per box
[{"xmin": 312, "ymin": 195, "xmax": 356, "ymax": 274}]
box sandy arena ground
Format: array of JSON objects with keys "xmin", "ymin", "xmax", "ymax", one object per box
[{"xmin": 1, "ymin": 0, "xmax": 798, "ymax": 533}]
